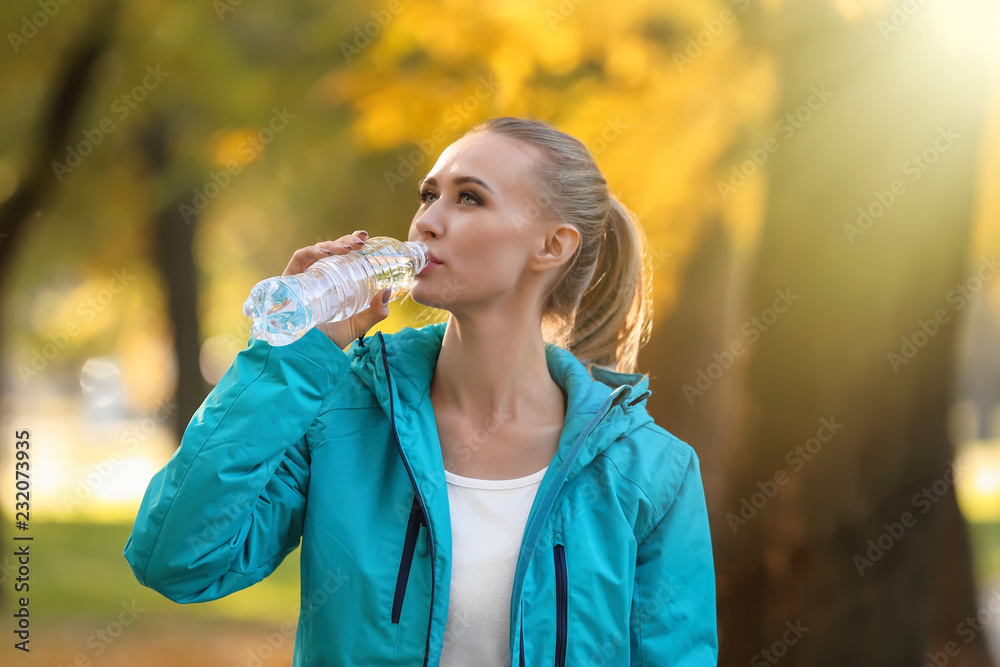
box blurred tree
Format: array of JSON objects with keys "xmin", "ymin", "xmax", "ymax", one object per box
[
  {"xmin": 0, "ymin": 1, "xmax": 119, "ymax": 603},
  {"xmin": 710, "ymin": 1, "xmax": 995, "ymax": 665},
  {"xmin": 135, "ymin": 112, "xmax": 211, "ymax": 440}
]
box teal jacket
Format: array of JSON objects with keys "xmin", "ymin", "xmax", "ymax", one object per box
[{"xmin": 124, "ymin": 321, "xmax": 718, "ymax": 666}]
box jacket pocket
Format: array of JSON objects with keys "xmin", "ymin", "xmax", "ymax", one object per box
[
  {"xmin": 553, "ymin": 543, "xmax": 568, "ymax": 667},
  {"xmin": 392, "ymin": 495, "xmax": 423, "ymax": 624}
]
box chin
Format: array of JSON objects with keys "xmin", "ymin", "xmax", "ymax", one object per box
[
  {"xmin": 408, "ymin": 282, "xmax": 453, "ymax": 311},
  {"xmin": 410, "ymin": 282, "xmax": 444, "ymax": 308}
]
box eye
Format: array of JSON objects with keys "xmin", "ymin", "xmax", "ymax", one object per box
[
  {"xmin": 418, "ymin": 189, "xmax": 438, "ymax": 205},
  {"xmin": 459, "ymin": 191, "xmax": 481, "ymax": 205}
]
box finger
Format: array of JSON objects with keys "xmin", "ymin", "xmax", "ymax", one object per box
[
  {"xmin": 285, "ymin": 234, "xmax": 368, "ymax": 276},
  {"xmin": 316, "ymin": 235, "xmax": 366, "ymax": 254},
  {"xmin": 313, "ymin": 240, "xmax": 350, "ymax": 254},
  {"xmin": 333, "ymin": 288, "xmax": 390, "ymax": 343},
  {"xmin": 283, "ymin": 245, "xmax": 339, "ymax": 275},
  {"xmin": 365, "ymin": 288, "xmax": 391, "ymax": 317},
  {"xmin": 362, "ymin": 289, "xmax": 392, "ymax": 326}
]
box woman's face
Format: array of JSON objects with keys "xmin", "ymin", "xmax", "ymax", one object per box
[{"xmin": 407, "ymin": 131, "xmax": 568, "ymax": 314}]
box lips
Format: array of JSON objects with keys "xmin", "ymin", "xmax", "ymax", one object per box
[{"xmin": 426, "ymin": 251, "xmax": 443, "ymax": 265}]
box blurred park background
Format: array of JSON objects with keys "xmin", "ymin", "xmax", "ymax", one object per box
[{"xmin": 1, "ymin": 0, "xmax": 999, "ymax": 664}]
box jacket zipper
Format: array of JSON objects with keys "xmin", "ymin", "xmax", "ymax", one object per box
[
  {"xmin": 392, "ymin": 495, "xmax": 423, "ymax": 623},
  {"xmin": 510, "ymin": 386, "xmax": 628, "ymax": 666},
  {"xmin": 553, "ymin": 544, "xmax": 568, "ymax": 667},
  {"xmin": 380, "ymin": 333, "xmax": 436, "ymax": 667}
]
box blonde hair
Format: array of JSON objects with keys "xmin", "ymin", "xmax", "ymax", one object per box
[{"xmin": 466, "ymin": 116, "xmax": 653, "ymax": 375}]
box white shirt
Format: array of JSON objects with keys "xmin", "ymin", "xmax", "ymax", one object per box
[{"xmin": 438, "ymin": 465, "xmax": 549, "ymax": 667}]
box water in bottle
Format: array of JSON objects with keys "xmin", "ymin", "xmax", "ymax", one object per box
[{"xmin": 243, "ymin": 236, "xmax": 430, "ymax": 346}]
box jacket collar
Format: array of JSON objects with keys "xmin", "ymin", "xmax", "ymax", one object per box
[{"xmin": 347, "ymin": 321, "xmax": 654, "ymax": 482}]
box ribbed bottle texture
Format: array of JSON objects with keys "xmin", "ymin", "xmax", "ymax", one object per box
[{"xmin": 243, "ymin": 237, "xmax": 429, "ymax": 346}]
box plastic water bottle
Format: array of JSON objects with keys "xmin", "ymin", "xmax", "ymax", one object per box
[{"xmin": 243, "ymin": 236, "xmax": 430, "ymax": 346}]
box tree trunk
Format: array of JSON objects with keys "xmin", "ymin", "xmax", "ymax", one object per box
[
  {"xmin": 712, "ymin": 1, "xmax": 993, "ymax": 665},
  {"xmin": 136, "ymin": 114, "xmax": 211, "ymax": 443}
]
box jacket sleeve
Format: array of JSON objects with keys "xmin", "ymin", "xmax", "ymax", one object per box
[
  {"xmin": 123, "ymin": 326, "xmax": 350, "ymax": 603},
  {"xmin": 630, "ymin": 447, "xmax": 718, "ymax": 666}
]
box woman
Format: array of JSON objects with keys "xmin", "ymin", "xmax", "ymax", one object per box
[{"xmin": 124, "ymin": 117, "xmax": 718, "ymax": 666}]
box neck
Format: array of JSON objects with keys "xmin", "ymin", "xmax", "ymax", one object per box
[{"xmin": 431, "ymin": 307, "xmax": 563, "ymax": 425}]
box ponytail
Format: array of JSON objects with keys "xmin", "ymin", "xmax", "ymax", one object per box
[{"xmin": 567, "ymin": 196, "xmax": 652, "ymax": 374}]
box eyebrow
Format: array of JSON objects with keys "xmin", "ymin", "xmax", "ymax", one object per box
[{"xmin": 418, "ymin": 175, "xmax": 496, "ymax": 196}]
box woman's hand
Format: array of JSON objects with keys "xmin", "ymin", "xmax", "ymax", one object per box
[{"xmin": 282, "ymin": 230, "xmax": 391, "ymax": 350}]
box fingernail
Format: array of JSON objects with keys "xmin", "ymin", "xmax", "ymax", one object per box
[
  {"xmin": 319, "ymin": 248, "xmax": 333, "ymax": 254},
  {"xmin": 382, "ymin": 289, "xmax": 391, "ymax": 304},
  {"xmin": 355, "ymin": 230, "xmax": 368, "ymax": 239},
  {"xmin": 352, "ymin": 235, "xmax": 364, "ymax": 244}
]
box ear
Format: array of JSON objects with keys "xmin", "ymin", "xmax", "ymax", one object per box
[{"xmin": 531, "ymin": 223, "xmax": 580, "ymax": 273}]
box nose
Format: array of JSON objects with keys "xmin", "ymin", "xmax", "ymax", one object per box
[{"xmin": 412, "ymin": 207, "xmax": 443, "ymax": 241}]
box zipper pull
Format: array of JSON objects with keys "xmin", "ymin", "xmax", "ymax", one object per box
[{"xmin": 417, "ymin": 522, "xmax": 429, "ymax": 557}]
